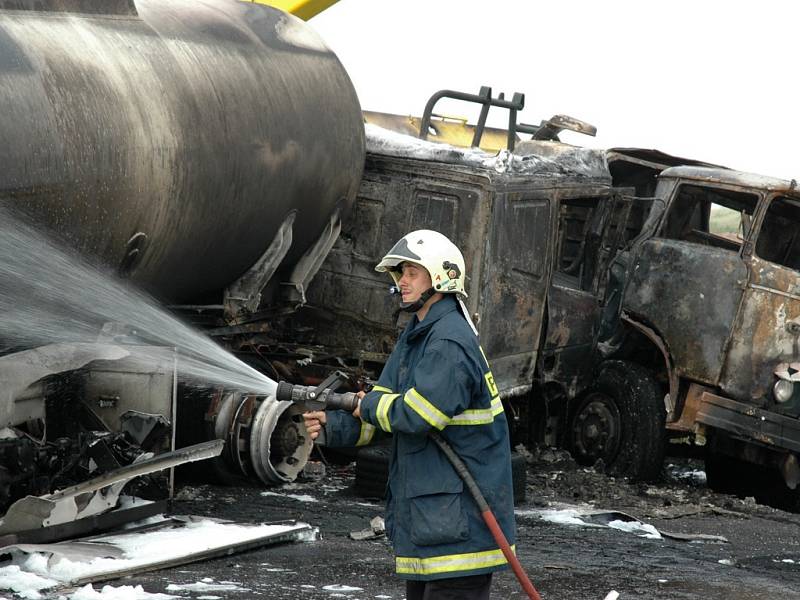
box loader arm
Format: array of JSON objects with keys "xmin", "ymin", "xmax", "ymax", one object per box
[{"xmin": 249, "ymin": 0, "xmax": 339, "ymax": 20}]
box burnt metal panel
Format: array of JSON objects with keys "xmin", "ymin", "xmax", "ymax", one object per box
[
  {"xmin": 479, "ymin": 192, "xmax": 552, "ymax": 391},
  {"xmin": 0, "ymin": 500, "xmax": 166, "ymax": 547},
  {"xmin": 304, "ymin": 158, "xmax": 487, "ymax": 353},
  {"xmin": 541, "ymin": 283, "xmax": 600, "ymax": 396},
  {"xmin": 623, "ymin": 238, "xmax": 747, "ymax": 385},
  {"xmin": 720, "ymin": 257, "xmax": 800, "ymax": 405},
  {"xmin": 696, "ymin": 392, "xmax": 800, "ymax": 453},
  {"xmin": 302, "ymin": 152, "xmax": 610, "ymax": 396}
]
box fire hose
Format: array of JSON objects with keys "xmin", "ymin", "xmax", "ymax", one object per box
[
  {"xmin": 276, "ymin": 374, "xmax": 543, "ymax": 600},
  {"xmin": 428, "ymin": 431, "xmax": 542, "ymax": 600}
]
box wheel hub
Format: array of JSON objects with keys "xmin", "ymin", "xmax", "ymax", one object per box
[{"xmin": 571, "ymin": 393, "xmax": 621, "ymax": 466}]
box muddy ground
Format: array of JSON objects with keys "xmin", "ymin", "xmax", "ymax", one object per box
[{"xmin": 65, "ymin": 447, "xmax": 800, "ymax": 599}]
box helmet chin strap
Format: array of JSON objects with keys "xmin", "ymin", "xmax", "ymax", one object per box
[{"xmin": 399, "ymin": 287, "xmax": 436, "ymax": 313}]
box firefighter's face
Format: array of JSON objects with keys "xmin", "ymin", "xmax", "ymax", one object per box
[{"xmin": 398, "ymin": 262, "xmax": 432, "ymax": 304}]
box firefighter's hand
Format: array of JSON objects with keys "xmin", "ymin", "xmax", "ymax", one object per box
[
  {"xmin": 352, "ymin": 390, "xmax": 366, "ymax": 419},
  {"xmin": 303, "ymin": 410, "xmax": 327, "ymax": 440}
]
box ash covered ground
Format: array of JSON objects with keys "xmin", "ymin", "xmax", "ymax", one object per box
[{"xmin": 54, "ymin": 447, "xmax": 800, "ymax": 599}]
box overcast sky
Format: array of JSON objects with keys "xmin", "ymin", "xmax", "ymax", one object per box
[{"xmin": 312, "ymin": 1, "xmax": 797, "ymax": 180}]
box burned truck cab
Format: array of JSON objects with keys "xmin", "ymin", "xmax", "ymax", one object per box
[
  {"xmin": 615, "ymin": 166, "xmax": 800, "ymax": 498},
  {"xmin": 273, "ymin": 114, "xmax": 651, "ymax": 461}
]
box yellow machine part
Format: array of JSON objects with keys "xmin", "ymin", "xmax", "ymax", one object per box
[
  {"xmin": 363, "ymin": 110, "xmax": 515, "ymax": 153},
  {"xmin": 248, "ymin": 0, "xmax": 340, "ymax": 20}
]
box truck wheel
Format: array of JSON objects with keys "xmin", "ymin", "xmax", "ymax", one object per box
[
  {"xmin": 568, "ymin": 360, "xmax": 665, "ymax": 481},
  {"xmin": 355, "ymin": 445, "xmax": 527, "ymax": 505},
  {"xmin": 354, "ymin": 445, "xmax": 390, "ymax": 499}
]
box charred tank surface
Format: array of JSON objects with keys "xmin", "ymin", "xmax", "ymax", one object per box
[{"xmin": 0, "ymin": 0, "xmax": 365, "ymax": 302}]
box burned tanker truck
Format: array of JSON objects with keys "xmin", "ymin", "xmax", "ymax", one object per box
[{"xmin": 0, "ymin": 0, "xmax": 364, "ymax": 538}]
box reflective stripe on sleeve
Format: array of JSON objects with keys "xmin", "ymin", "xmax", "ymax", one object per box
[
  {"xmin": 478, "ymin": 345, "xmax": 491, "ymax": 369},
  {"xmin": 372, "ymin": 385, "xmax": 393, "ymax": 394},
  {"xmin": 356, "ymin": 422, "xmax": 376, "ymax": 446},
  {"xmin": 396, "ymin": 546, "xmax": 512, "ymax": 576},
  {"xmin": 403, "ymin": 388, "xmax": 450, "ymax": 430},
  {"xmin": 450, "ymin": 396, "xmax": 504, "ymax": 425},
  {"xmin": 377, "ymin": 393, "xmax": 399, "ymax": 433}
]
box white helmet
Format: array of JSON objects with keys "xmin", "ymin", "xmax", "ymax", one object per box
[{"xmin": 375, "ymin": 230, "xmax": 467, "ymax": 298}]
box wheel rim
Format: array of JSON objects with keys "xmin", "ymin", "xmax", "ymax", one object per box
[
  {"xmin": 249, "ymin": 397, "xmax": 312, "ymax": 484},
  {"xmin": 570, "ymin": 392, "xmax": 622, "ymax": 467}
]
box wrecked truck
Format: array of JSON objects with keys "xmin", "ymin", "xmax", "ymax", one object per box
[
  {"xmin": 258, "ymin": 90, "xmax": 800, "ymax": 504},
  {"xmin": 602, "ymin": 165, "xmax": 800, "ymax": 501},
  {"xmin": 261, "ymin": 95, "xmax": 668, "ymax": 482}
]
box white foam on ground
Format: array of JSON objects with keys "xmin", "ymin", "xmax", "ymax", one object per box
[
  {"xmin": 521, "ymin": 506, "xmax": 663, "ymax": 539},
  {"xmin": 260, "ymin": 491, "xmax": 318, "ymax": 503},
  {"xmin": 165, "ymin": 581, "xmax": 246, "ymax": 593},
  {"xmin": 533, "ymin": 509, "xmax": 604, "ymax": 528},
  {"xmin": 667, "ymin": 463, "xmax": 708, "ymax": 485},
  {"xmin": 67, "ymin": 583, "xmax": 178, "ymax": 599},
  {"xmin": 0, "ymin": 564, "xmax": 57, "ymax": 599},
  {"xmin": 322, "ymin": 584, "xmax": 364, "ymax": 592},
  {"xmin": 0, "ymin": 520, "xmax": 310, "ymax": 597},
  {"xmin": 607, "ymin": 519, "xmax": 662, "ymax": 540}
]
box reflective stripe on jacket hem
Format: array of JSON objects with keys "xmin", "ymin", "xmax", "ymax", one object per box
[
  {"xmin": 377, "ymin": 393, "xmax": 399, "ymax": 432},
  {"xmin": 395, "ymin": 546, "xmax": 513, "ymax": 576}
]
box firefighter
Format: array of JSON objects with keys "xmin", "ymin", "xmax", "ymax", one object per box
[{"xmin": 304, "ymin": 229, "xmax": 516, "ymax": 600}]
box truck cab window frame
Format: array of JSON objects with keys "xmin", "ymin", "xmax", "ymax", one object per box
[
  {"xmin": 659, "ymin": 183, "xmax": 758, "ymax": 253},
  {"xmin": 755, "ymin": 194, "xmax": 800, "ymax": 271},
  {"xmin": 554, "ymin": 196, "xmax": 608, "ymax": 292}
]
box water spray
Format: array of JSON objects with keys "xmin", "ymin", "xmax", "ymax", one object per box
[{"xmin": 0, "ymin": 204, "xmax": 277, "ymax": 395}]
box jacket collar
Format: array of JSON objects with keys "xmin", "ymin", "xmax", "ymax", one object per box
[{"xmin": 407, "ymin": 294, "xmax": 459, "ymax": 340}]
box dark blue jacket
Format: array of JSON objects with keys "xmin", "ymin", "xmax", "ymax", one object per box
[{"xmin": 325, "ymin": 295, "xmax": 516, "ymax": 581}]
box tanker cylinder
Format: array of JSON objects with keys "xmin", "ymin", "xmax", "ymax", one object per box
[{"xmin": 0, "ymin": 0, "xmax": 366, "ymax": 307}]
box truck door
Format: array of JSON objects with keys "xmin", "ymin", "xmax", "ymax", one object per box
[
  {"xmin": 478, "ymin": 191, "xmax": 553, "ymax": 395},
  {"xmin": 720, "ymin": 193, "xmax": 800, "ymax": 405},
  {"xmin": 623, "ymin": 182, "xmax": 757, "ymax": 385},
  {"xmin": 542, "ymin": 192, "xmax": 645, "ymax": 393}
]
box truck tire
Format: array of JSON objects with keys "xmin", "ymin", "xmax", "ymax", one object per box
[
  {"xmin": 355, "ymin": 445, "xmax": 527, "ymax": 505},
  {"xmin": 568, "ymin": 360, "xmax": 665, "ymax": 481},
  {"xmin": 354, "ymin": 445, "xmax": 390, "ymax": 499}
]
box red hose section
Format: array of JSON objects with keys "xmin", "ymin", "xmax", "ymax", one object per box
[{"xmin": 481, "ymin": 509, "xmax": 542, "ymax": 600}]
